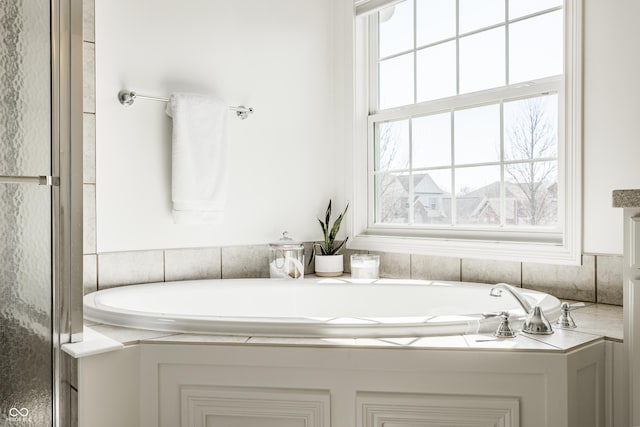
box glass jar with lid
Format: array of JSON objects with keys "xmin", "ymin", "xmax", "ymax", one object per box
[{"xmin": 268, "ymin": 231, "xmax": 305, "ymax": 279}]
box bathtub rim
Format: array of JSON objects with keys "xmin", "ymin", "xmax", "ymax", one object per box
[{"xmin": 83, "ymin": 278, "xmax": 562, "ymax": 338}]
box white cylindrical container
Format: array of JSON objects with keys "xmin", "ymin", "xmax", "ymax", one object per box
[
  {"xmin": 350, "ymin": 254, "xmax": 380, "ymax": 279},
  {"xmin": 314, "ymin": 254, "xmax": 344, "ymax": 277},
  {"xmin": 269, "ymin": 232, "xmax": 304, "ymax": 279}
]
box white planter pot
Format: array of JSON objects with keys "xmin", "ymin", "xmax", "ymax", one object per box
[{"xmin": 314, "ymin": 254, "xmax": 344, "ymax": 277}]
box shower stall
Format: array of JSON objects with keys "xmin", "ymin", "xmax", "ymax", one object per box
[{"xmin": 0, "ymin": 0, "xmax": 82, "ymax": 426}]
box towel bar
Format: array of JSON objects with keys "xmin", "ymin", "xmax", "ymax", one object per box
[{"xmin": 118, "ymin": 90, "xmax": 254, "ymax": 120}]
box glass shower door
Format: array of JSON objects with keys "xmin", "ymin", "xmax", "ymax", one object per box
[{"xmin": 0, "ymin": 0, "xmax": 53, "ymax": 425}]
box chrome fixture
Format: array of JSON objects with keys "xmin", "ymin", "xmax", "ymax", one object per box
[
  {"xmin": 522, "ymin": 306, "xmax": 554, "ymax": 335},
  {"xmin": 489, "ymin": 283, "xmax": 533, "ymax": 314},
  {"xmin": 555, "ymin": 302, "xmax": 577, "ymax": 329},
  {"xmin": 0, "ymin": 175, "xmax": 58, "ymax": 185},
  {"xmin": 494, "ymin": 312, "xmax": 517, "ymax": 338},
  {"xmin": 489, "ymin": 283, "xmax": 554, "ymax": 335},
  {"xmin": 117, "ymin": 90, "xmax": 254, "ymax": 120}
]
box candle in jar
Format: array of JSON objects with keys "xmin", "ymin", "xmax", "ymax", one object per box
[{"xmin": 350, "ymin": 254, "xmax": 380, "ymax": 279}]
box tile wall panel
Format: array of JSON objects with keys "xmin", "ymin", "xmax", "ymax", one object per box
[
  {"xmin": 369, "ymin": 251, "xmax": 411, "ymax": 279},
  {"xmin": 221, "ymin": 245, "xmax": 270, "ymax": 279},
  {"xmin": 461, "ymin": 258, "xmax": 521, "ymax": 286},
  {"xmin": 83, "ymin": 113, "xmax": 95, "ymax": 184},
  {"xmin": 165, "ymin": 247, "xmax": 221, "ymax": 282},
  {"xmin": 98, "ymin": 250, "xmax": 164, "ymax": 289},
  {"xmin": 83, "ymin": 254, "xmax": 97, "ymax": 294},
  {"xmin": 82, "ymin": 42, "xmax": 95, "ymax": 113},
  {"xmin": 411, "ymin": 255, "xmax": 461, "ymax": 281},
  {"xmin": 83, "ymin": 0, "xmax": 95, "ymax": 43},
  {"xmin": 522, "ymin": 255, "xmax": 596, "ymax": 302},
  {"xmin": 596, "ymin": 255, "xmax": 623, "ymax": 305},
  {"xmin": 83, "ymin": 185, "xmax": 96, "ymax": 253}
]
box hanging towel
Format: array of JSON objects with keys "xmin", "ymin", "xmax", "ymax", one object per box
[{"xmin": 165, "ymin": 93, "xmax": 229, "ymax": 224}]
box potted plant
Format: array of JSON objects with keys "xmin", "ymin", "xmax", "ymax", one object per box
[{"xmin": 310, "ymin": 200, "xmax": 349, "ymax": 277}]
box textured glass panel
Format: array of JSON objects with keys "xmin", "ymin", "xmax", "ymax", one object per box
[
  {"xmin": 0, "ymin": 184, "xmax": 52, "ymax": 426},
  {"xmin": 0, "ymin": 1, "xmax": 52, "ymax": 424},
  {"xmin": 0, "ymin": 1, "xmax": 51, "ymax": 176},
  {"xmin": 454, "ymin": 104, "xmax": 500, "ymax": 165},
  {"xmin": 416, "ymin": 0, "xmax": 455, "ymax": 46},
  {"xmin": 509, "ymin": 11, "xmax": 563, "ymax": 84},
  {"xmin": 416, "ymin": 41, "xmax": 456, "ymax": 102},
  {"xmin": 412, "ymin": 113, "xmax": 451, "ymax": 169},
  {"xmin": 379, "ymin": 0, "xmax": 413, "ymax": 58},
  {"xmin": 459, "ymin": 27, "xmax": 505, "ymax": 94},
  {"xmin": 455, "ymin": 165, "xmax": 501, "ymax": 225},
  {"xmin": 379, "ymin": 53, "xmax": 414, "ymax": 110}
]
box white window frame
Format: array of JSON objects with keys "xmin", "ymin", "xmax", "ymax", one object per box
[{"xmin": 350, "ymin": 0, "xmax": 582, "ymax": 265}]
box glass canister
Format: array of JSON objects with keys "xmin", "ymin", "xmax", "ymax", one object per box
[{"xmin": 269, "ymin": 231, "xmax": 305, "ymax": 279}]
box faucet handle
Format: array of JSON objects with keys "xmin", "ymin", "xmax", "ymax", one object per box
[
  {"xmin": 555, "ymin": 302, "xmax": 577, "ymax": 329},
  {"xmin": 494, "ymin": 312, "xmax": 517, "ymax": 338}
]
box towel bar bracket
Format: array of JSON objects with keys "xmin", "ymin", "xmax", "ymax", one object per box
[
  {"xmin": 118, "ymin": 90, "xmax": 137, "ymax": 106},
  {"xmin": 117, "ymin": 90, "xmax": 254, "ymax": 120},
  {"xmin": 232, "ymin": 106, "xmax": 253, "ymax": 120}
]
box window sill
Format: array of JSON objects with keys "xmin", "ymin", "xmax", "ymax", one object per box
[{"xmin": 348, "ymin": 232, "xmax": 581, "ymax": 265}]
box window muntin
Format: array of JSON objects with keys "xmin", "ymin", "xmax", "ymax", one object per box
[
  {"xmin": 376, "ymin": 1, "xmax": 563, "ymax": 109},
  {"xmin": 373, "ymin": 93, "xmax": 559, "ymax": 229},
  {"xmin": 371, "ymin": 1, "xmax": 563, "ymax": 239}
]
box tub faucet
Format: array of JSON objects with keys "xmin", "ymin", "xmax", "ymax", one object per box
[
  {"xmin": 489, "ymin": 283, "xmax": 553, "ymax": 335},
  {"xmin": 489, "ymin": 283, "xmax": 532, "ymax": 314}
]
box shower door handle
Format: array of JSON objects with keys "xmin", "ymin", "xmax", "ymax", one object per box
[{"xmin": 0, "ymin": 175, "xmax": 59, "ymax": 186}]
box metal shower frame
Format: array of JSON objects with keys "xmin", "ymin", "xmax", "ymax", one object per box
[{"xmin": 52, "ymin": 0, "xmax": 83, "ymax": 425}]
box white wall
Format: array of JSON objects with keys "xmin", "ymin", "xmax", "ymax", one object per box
[
  {"xmin": 583, "ymin": 0, "xmax": 640, "ymax": 255},
  {"xmin": 96, "ymin": 0, "xmax": 347, "ymax": 252},
  {"xmin": 96, "ymin": 0, "xmax": 640, "ymax": 255}
]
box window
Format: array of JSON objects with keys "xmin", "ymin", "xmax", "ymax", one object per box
[{"xmin": 352, "ymin": 0, "xmax": 582, "ymax": 264}]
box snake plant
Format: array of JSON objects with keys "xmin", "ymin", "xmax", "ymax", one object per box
[{"xmin": 309, "ymin": 200, "xmax": 349, "ymax": 265}]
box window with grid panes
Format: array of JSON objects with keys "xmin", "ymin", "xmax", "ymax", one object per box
[
  {"xmin": 352, "ymin": 0, "xmax": 582, "ymax": 262},
  {"xmin": 352, "ymin": 0, "xmax": 581, "ymax": 263}
]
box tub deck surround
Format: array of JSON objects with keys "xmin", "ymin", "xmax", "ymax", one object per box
[
  {"xmin": 75, "ymin": 280, "xmax": 623, "ymax": 427},
  {"xmin": 71, "ymin": 300, "xmax": 623, "ymax": 357},
  {"xmin": 77, "ymin": 329, "xmax": 611, "ymax": 427},
  {"xmin": 78, "ymin": 320, "xmax": 612, "ymax": 353}
]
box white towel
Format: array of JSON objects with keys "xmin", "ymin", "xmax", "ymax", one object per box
[{"xmin": 165, "ymin": 93, "xmax": 229, "ymax": 224}]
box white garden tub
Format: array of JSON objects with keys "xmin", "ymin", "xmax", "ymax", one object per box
[{"xmin": 83, "ymin": 278, "xmax": 561, "ymax": 338}]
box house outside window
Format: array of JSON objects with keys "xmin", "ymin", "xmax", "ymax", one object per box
[{"xmin": 351, "ymin": 0, "xmax": 582, "ymax": 264}]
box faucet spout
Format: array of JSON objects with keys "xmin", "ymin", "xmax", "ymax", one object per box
[
  {"xmin": 489, "ymin": 283, "xmax": 554, "ymax": 335},
  {"xmin": 489, "ymin": 283, "xmax": 532, "ymax": 315}
]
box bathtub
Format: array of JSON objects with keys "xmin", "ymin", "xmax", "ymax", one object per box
[{"xmin": 83, "ymin": 278, "xmax": 561, "ymax": 338}]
